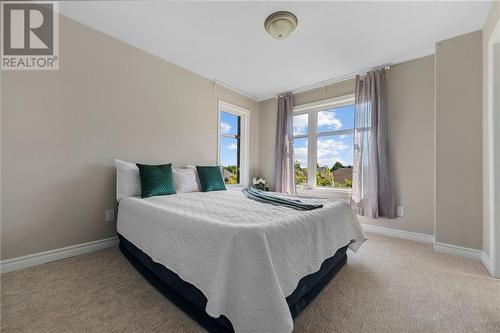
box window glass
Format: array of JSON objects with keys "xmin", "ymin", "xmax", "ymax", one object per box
[
  {"xmin": 317, "ymin": 104, "xmax": 354, "ymax": 133},
  {"xmin": 293, "ymin": 137, "xmax": 308, "ymax": 186},
  {"xmin": 316, "ymin": 134, "xmax": 353, "ymax": 188},
  {"xmin": 220, "ymin": 111, "xmax": 239, "ymax": 136},
  {"xmin": 220, "ymin": 136, "xmax": 239, "ymax": 184},
  {"xmin": 293, "ymin": 114, "xmax": 308, "ymax": 136},
  {"xmin": 292, "ymin": 98, "xmax": 355, "ymax": 189}
]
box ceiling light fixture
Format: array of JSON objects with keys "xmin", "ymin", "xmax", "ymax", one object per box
[{"xmin": 264, "ymin": 11, "xmax": 298, "ymax": 40}]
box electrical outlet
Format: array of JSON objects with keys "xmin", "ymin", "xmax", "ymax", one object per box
[
  {"xmin": 105, "ymin": 209, "xmax": 115, "ymax": 222},
  {"xmin": 396, "ymin": 206, "xmax": 404, "ymax": 217}
]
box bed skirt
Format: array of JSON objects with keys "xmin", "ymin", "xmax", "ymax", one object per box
[{"xmin": 118, "ymin": 233, "xmax": 348, "ymax": 333}]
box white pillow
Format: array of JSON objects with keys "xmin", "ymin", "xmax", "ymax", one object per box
[
  {"xmin": 172, "ymin": 168, "xmax": 200, "ymax": 193},
  {"xmin": 186, "ymin": 165, "xmax": 202, "ymax": 189},
  {"xmin": 115, "ymin": 159, "xmax": 141, "ymax": 201}
]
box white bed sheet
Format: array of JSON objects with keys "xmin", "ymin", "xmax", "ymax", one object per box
[{"xmin": 117, "ymin": 189, "xmax": 366, "ymax": 333}]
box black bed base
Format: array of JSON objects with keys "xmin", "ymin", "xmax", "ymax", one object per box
[{"xmin": 118, "ymin": 234, "xmax": 348, "ymax": 333}]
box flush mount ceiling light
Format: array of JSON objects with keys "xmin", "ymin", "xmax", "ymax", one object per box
[{"xmin": 264, "ymin": 11, "xmax": 298, "ymax": 40}]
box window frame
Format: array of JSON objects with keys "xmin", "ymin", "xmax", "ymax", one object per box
[
  {"xmin": 293, "ymin": 94, "xmax": 355, "ymax": 191},
  {"xmin": 217, "ymin": 100, "xmax": 250, "ymax": 187}
]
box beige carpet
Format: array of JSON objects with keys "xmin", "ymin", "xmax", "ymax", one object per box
[{"xmin": 1, "ymin": 233, "xmax": 499, "ymax": 333}]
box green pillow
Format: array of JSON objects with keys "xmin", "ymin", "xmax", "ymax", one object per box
[
  {"xmin": 136, "ymin": 163, "xmax": 176, "ymax": 198},
  {"xmin": 196, "ymin": 166, "xmax": 227, "ymax": 192}
]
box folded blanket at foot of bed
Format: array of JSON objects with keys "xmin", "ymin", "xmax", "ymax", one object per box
[{"xmin": 243, "ymin": 187, "xmax": 323, "ymax": 210}]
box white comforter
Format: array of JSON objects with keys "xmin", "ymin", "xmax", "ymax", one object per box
[{"xmin": 117, "ymin": 189, "xmax": 366, "ymax": 333}]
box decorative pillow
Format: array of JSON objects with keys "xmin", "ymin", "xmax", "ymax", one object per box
[
  {"xmin": 172, "ymin": 168, "xmax": 200, "ymax": 193},
  {"xmin": 196, "ymin": 166, "xmax": 227, "ymax": 192},
  {"xmin": 137, "ymin": 163, "xmax": 176, "ymax": 198},
  {"xmin": 186, "ymin": 165, "xmax": 202, "ymax": 189},
  {"xmin": 115, "ymin": 159, "xmax": 141, "ymax": 201}
]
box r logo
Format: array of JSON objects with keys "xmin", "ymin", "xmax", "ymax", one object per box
[
  {"xmin": 3, "ymin": 3, "xmax": 54, "ymax": 55},
  {"xmin": 1, "ymin": 1, "xmax": 58, "ymax": 70}
]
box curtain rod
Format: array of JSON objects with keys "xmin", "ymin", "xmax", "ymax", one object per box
[{"xmin": 276, "ymin": 64, "xmax": 390, "ymax": 98}]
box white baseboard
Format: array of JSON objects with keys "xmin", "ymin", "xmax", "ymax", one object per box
[
  {"xmin": 480, "ymin": 251, "xmax": 495, "ymax": 275},
  {"xmin": 362, "ymin": 224, "xmax": 493, "ymax": 270},
  {"xmin": 1, "ymin": 228, "xmax": 495, "ymax": 277},
  {"xmin": 362, "ymin": 224, "xmax": 435, "ymax": 244},
  {"xmin": 433, "ymin": 242, "xmax": 482, "ymax": 261},
  {"xmin": 0, "ymin": 236, "xmax": 119, "ymax": 274}
]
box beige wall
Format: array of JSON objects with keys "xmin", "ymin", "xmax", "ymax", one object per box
[
  {"xmin": 482, "ymin": 1, "xmax": 500, "ymax": 257},
  {"xmin": 0, "ymin": 15, "xmax": 259, "ymax": 260},
  {"xmin": 259, "ymin": 57, "xmax": 436, "ymax": 235},
  {"xmin": 293, "ymin": 79, "xmax": 356, "ymax": 106},
  {"xmin": 435, "ymin": 31, "xmax": 483, "ymax": 249},
  {"xmin": 361, "ymin": 56, "xmax": 435, "ymax": 235},
  {"xmin": 259, "ymin": 98, "xmax": 278, "ymax": 188}
]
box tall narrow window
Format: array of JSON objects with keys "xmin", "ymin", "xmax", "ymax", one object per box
[
  {"xmin": 292, "ymin": 95, "xmax": 355, "ymax": 189},
  {"xmin": 219, "ymin": 111, "xmax": 241, "ymax": 184},
  {"xmin": 218, "ymin": 101, "xmax": 249, "ymax": 186}
]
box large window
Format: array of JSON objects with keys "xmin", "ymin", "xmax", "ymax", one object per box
[
  {"xmin": 293, "ymin": 95, "xmax": 354, "ymax": 189},
  {"xmin": 218, "ymin": 100, "xmax": 249, "ymax": 186}
]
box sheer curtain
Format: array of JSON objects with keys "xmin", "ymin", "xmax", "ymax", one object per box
[
  {"xmin": 275, "ymin": 93, "xmax": 296, "ymax": 194},
  {"xmin": 351, "ymin": 69, "xmax": 396, "ymax": 219}
]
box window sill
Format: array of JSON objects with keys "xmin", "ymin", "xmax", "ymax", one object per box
[
  {"xmin": 226, "ymin": 184, "xmax": 246, "ymax": 189},
  {"xmin": 296, "ymin": 187, "xmax": 351, "ymax": 200}
]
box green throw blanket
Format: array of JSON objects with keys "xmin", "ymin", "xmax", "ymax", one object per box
[{"xmin": 243, "ymin": 187, "xmax": 323, "ymax": 211}]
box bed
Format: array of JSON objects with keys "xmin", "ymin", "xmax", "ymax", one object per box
[{"xmin": 117, "ymin": 188, "xmax": 366, "ymax": 333}]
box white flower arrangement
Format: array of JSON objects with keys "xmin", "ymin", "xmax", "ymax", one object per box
[{"xmin": 252, "ymin": 176, "xmax": 268, "ymax": 191}]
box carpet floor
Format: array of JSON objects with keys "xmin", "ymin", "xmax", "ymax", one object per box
[{"xmin": 1, "ymin": 233, "xmax": 499, "ymax": 333}]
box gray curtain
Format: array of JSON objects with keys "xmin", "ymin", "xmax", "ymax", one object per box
[
  {"xmin": 275, "ymin": 93, "xmax": 296, "ymax": 194},
  {"xmin": 351, "ymin": 69, "xmax": 396, "ymax": 218}
]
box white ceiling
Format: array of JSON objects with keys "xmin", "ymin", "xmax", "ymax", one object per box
[{"xmin": 59, "ymin": 1, "xmax": 491, "ymax": 100}]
